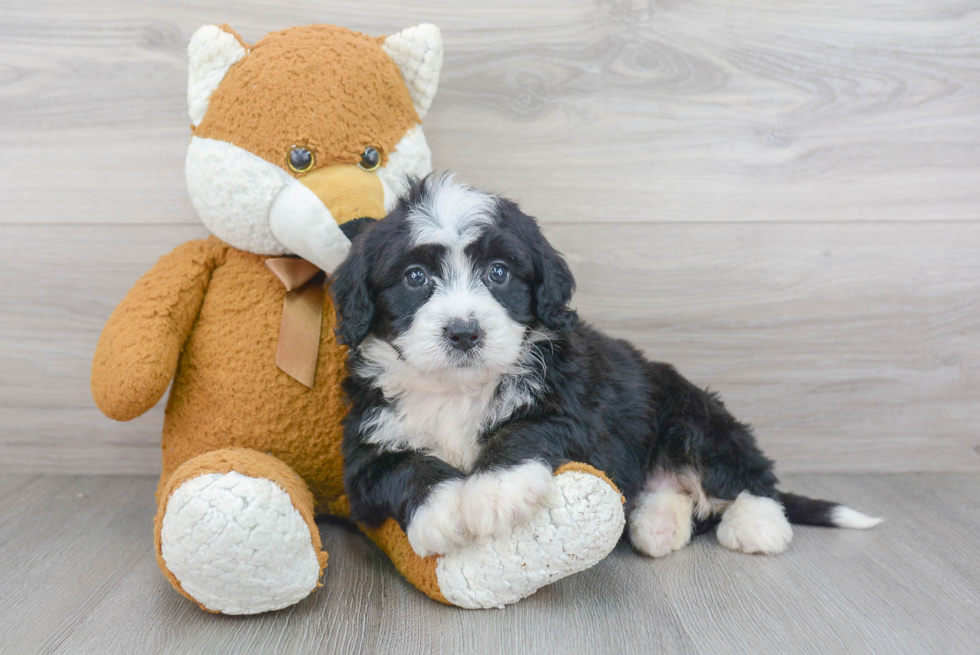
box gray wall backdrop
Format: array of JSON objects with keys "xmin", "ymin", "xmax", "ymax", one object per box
[{"xmin": 1, "ymin": 0, "xmax": 978, "ymax": 474}]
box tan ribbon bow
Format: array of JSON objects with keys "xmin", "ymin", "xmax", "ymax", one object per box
[{"xmin": 265, "ymin": 258, "xmax": 326, "ymax": 388}]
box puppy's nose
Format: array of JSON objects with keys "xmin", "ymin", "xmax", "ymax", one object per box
[{"xmin": 444, "ymin": 318, "xmax": 483, "ymax": 352}]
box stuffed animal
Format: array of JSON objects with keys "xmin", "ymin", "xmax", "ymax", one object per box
[{"xmin": 91, "ymin": 22, "xmax": 625, "ymax": 614}]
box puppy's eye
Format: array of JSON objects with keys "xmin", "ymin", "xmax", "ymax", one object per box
[
  {"xmin": 288, "ymin": 146, "xmax": 314, "ymax": 174},
  {"xmin": 359, "ymin": 146, "xmax": 381, "ymax": 171},
  {"xmin": 405, "ymin": 267, "xmax": 428, "ymax": 288},
  {"xmin": 487, "ymin": 263, "xmax": 509, "ymax": 285}
]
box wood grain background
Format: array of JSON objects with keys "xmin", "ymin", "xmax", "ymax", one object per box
[{"xmin": 1, "ymin": 0, "xmax": 978, "ymax": 473}]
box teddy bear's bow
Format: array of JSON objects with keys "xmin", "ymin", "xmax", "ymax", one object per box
[{"xmin": 264, "ymin": 257, "xmax": 325, "ymax": 388}]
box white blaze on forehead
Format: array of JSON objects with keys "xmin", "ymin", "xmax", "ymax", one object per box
[{"xmin": 407, "ymin": 176, "xmax": 495, "ymax": 248}]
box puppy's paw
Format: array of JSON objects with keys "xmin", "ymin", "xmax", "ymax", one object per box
[
  {"xmin": 460, "ymin": 461, "xmax": 555, "ymax": 538},
  {"xmin": 717, "ymin": 491, "xmax": 793, "ymax": 555},
  {"xmin": 406, "ymin": 479, "xmax": 468, "ymax": 557},
  {"xmin": 629, "ymin": 490, "xmax": 694, "ymax": 558}
]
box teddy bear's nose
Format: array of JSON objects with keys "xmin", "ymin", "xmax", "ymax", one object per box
[{"xmin": 297, "ymin": 164, "xmax": 387, "ymax": 224}]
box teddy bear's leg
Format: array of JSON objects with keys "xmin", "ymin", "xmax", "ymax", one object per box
[
  {"xmin": 154, "ymin": 448, "xmax": 328, "ymax": 615},
  {"xmin": 361, "ymin": 462, "xmax": 625, "ymax": 609}
]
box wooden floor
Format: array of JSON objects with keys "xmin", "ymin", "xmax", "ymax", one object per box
[{"xmin": 1, "ymin": 474, "xmax": 976, "ymax": 655}]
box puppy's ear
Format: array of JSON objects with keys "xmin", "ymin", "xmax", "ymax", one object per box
[
  {"xmin": 330, "ymin": 235, "xmax": 375, "ymax": 349},
  {"xmin": 338, "ymin": 217, "xmax": 377, "ymax": 241},
  {"xmin": 533, "ymin": 238, "xmax": 579, "ymax": 332},
  {"xmin": 493, "ymin": 196, "xmax": 579, "ymax": 332}
]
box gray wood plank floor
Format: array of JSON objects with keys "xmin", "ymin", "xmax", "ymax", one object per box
[{"xmin": 1, "ymin": 474, "xmax": 977, "ymax": 655}]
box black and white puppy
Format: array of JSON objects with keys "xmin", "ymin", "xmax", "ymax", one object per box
[{"xmin": 332, "ymin": 174, "xmax": 881, "ymax": 559}]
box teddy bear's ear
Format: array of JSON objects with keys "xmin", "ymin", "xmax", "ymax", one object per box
[
  {"xmin": 382, "ymin": 24, "xmax": 443, "ymax": 119},
  {"xmin": 187, "ymin": 24, "xmax": 248, "ymax": 127}
]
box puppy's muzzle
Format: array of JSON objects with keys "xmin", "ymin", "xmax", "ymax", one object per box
[{"xmin": 444, "ymin": 319, "xmax": 483, "ymax": 352}]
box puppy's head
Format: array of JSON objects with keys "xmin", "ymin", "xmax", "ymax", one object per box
[{"xmin": 331, "ymin": 174, "xmax": 577, "ymax": 380}]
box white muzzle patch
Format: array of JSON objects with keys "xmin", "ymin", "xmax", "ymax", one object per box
[
  {"xmin": 268, "ymin": 179, "xmax": 351, "ymax": 273},
  {"xmin": 394, "ymin": 269, "xmax": 525, "ymax": 381}
]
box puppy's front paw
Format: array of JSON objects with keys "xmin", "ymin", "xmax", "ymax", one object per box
[
  {"xmin": 407, "ymin": 480, "xmax": 468, "ymax": 557},
  {"xmin": 460, "ymin": 461, "xmax": 555, "ymax": 538}
]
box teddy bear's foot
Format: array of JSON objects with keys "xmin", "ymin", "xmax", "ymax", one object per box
[
  {"xmin": 159, "ymin": 472, "xmax": 322, "ymax": 614},
  {"xmin": 363, "ymin": 462, "xmax": 625, "ymax": 609},
  {"xmin": 155, "ymin": 449, "xmax": 328, "ymax": 614}
]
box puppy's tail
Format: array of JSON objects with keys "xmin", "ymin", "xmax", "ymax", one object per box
[{"xmin": 777, "ymin": 491, "xmax": 883, "ymax": 529}]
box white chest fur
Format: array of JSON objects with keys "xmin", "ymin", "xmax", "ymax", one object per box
[
  {"xmin": 355, "ymin": 338, "xmax": 538, "ymax": 471},
  {"xmin": 363, "ymin": 386, "xmax": 495, "ymax": 471}
]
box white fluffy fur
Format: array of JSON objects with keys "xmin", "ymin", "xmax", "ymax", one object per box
[
  {"xmin": 187, "ymin": 25, "xmax": 247, "ymax": 127},
  {"xmin": 629, "ymin": 467, "xmax": 732, "ymax": 558},
  {"xmin": 832, "ymin": 505, "xmax": 884, "ymax": 529},
  {"xmin": 716, "ymin": 491, "xmax": 794, "ymax": 554},
  {"xmin": 392, "ymin": 270, "xmax": 525, "ymax": 376},
  {"xmin": 382, "ymin": 24, "xmax": 443, "ymax": 118},
  {"xmin": 643, "ymin": 467, "xmax": 729, "ymax": 520},
  {"xmin": 407, "ymin": 463, "xmax": 555, "ymax": 557},
  {"xmin": 460, "ymin": 461, "xmax": 555, "ymax": 538},
  {"xmin": 629, "ymin": 490, "xmax": 694, "ymax": 558},
  {"xmin": 406, "ymin": 478, "xmax": 467, "ymax": 557},
  {"xmin": 159, "ymin": 472, "xmax": 321, "ymax": 614},
  {"xmin": 407, "ymin": 175, "xmax": 495, "ymax": 248},
  {"xmin": 268, "ymin": 178, "xmax": 351, "ymax": 273},
  {"xmin": 628, "ymin": 467, "xmax": 728, "ymax": 558},
  {"xmin": 356, "ymin": 335, "xmax": 541, "ymax": 470},
  {"xmin": 186, "ymin": 136, "xmax": 292, "ymax": 255}
]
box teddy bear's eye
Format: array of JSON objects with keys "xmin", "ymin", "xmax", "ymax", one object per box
[
  {"xmin": 288, "ymin": 146, "xmax": 314, "ymax": 174},
  {"xmin": 359, "ymin": 146, "xmax": 381, "ymax": 172}
]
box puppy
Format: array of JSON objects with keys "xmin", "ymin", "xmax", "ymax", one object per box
[{"xmin": 331, "ymin": 174, "xmax": 881, "ymax": 560}]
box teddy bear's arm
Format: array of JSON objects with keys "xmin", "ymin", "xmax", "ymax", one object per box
[{"xmin": 91, "ymin": 238, "xmax": 226, "ymax": 421}]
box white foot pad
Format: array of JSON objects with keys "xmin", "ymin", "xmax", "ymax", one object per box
[
  {"xmin": 629, "ymin": 490, "xmax": 694, "ymax": 557},
  {"xmin": 160, "ymin": 472, "xmax": 322, "ymax": 614},
  {"xmin": 435, "ymin": 470, "xmax": 625, "ymax": 609},
  {"xmin": 716, "ymin": 491, "xmax": 793, "ymax": 555}
]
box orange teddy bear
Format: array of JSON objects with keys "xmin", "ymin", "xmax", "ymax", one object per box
[{"xmin": 91, "ymin": 23, "xmax": 625, "ymax": 613}]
